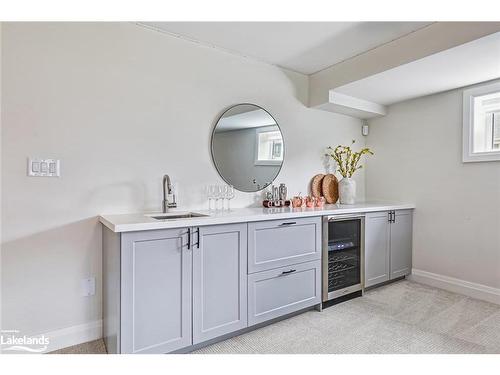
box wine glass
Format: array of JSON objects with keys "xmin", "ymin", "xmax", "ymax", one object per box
[
  {"xmin": 220, "ymin": 185, "xmax": 228, "ymax": 210},
  {"xmin": 213, "ymin": 185, "xmax": 222, "ymax": 210},
  {"xmin": 227, "ymin": 185, "xmax": 235, "ymax": 211},
  {"xmin": 206, "ymin": 185, "xmax": 214, "ymax": 210}
]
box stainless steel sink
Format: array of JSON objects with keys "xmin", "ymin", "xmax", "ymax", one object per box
[{"xmin": 149, "ymin": 212, "xmax": 209, "ymax": 221}]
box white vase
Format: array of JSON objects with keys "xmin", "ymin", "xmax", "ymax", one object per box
[{"xmin": 339, "ymin": 177, "xmax": 356, "ymax": 204}]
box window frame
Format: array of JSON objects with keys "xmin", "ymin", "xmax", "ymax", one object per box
[
  {"xmin": 463, "ymin": 81, "xmax": 500, "ymax": 163},
  {"xmin": 254, "ymin": 126, "xmax": 284, "ymax": 166}
]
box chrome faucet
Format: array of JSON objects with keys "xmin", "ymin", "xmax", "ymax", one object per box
[{"xmin": 162, "ymin": 174, "xmax": 177, "ymax": 213}]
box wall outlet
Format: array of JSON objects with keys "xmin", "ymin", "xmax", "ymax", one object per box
[
  {"xmin": 28, "ymin": 158, "xmax": 60, "ymax": 177},
  {"xmin": 81, "ymin": 277, "xmax": 96, "ymax": 297}
]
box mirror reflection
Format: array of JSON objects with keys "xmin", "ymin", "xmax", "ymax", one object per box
[{"xmin": 211, "ymin": 104, "xmax": 284, "ymax": 192}]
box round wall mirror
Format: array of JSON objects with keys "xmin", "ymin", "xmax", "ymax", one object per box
[{"xmin": 211, "ymin": 104, "xmax": 284, "ymax": 192}]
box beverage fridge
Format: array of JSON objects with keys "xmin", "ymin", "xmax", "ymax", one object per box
[{"xmin": 322, "ymin": 215, "xmax": 364, "ymax": 304}]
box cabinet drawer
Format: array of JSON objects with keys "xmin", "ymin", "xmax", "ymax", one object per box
[
  {"xmin": 248, "ymin": 260, "xmax": 321, "ymax": 326},
  {"xmin": 248, "ymin": 217, "xmax": 321, "ymax": 273}
]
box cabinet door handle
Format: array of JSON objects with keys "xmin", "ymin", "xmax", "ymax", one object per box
[
  {"xmin": 195, "ymin": 227, "xmax": 200, "ymax": 249},
  {"xmin": 187, "ymin": 228, "xmax": 191, "ymax": 249},
  {"xmin": 388, "ymin": 212, "xmax": 392, "ymax": 223},
  {"xmin": 392, "ymin": 211, "xmax": 396, "ymax": 223},
  {"xmin": 279, "ymin": 222, "xmax": 296, "ymax": 226},
  {"xmin": 281, "ymin": 269, "xmax": 296, "ymax": 275}
]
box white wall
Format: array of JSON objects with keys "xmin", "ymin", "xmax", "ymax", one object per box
[
  {"xmin": 366, "ymin": 82, "xmax": 500, "ymax": 290},
  {"xmin": 1, "ymin": 23, "xmax": 364, "ymax": 339}
]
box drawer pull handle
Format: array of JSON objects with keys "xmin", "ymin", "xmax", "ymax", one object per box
[
  {"xmin": 281, "ymin": 269, "xmax": 296, "ymax": 275},
  {"xmin": 280, "ymin": 222, "xmax": 296, "ymax": 226}
]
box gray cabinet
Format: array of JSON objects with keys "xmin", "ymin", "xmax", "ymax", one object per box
[
  {"xmin": 102, "ymin": 214, "xmax": 324, "ymax": 353},
  {"xmin": 364, "ymin": 210, "xmax": 413, "ymax": 288},
  {"xmin": 390, "ymin": 210, "xmax": 413, "ymax": 279},
  {"xmin": 248, "ymin": 260, "xmax": 321, "ymax": 326},
  {"xmin": 247, "ymin": 217, "xmax": 322, "ymax": 326},
  {"xmin": 121, "ymin": 228, "xmax": 192, "ymax": 354},
  {"xmin": 118, "ymin": 223, "xmax": 248, "ymax": 354},
  {"xmin": 364, "ymin": 212, "xmax": 391, "ymax": 287},
  {"xmin": 248, "ymin": 217, "xmax": 321, "ymax": 273},
  {"xmin": 193, "ymin": 223, "xmax": 247, "ymax": 343}
]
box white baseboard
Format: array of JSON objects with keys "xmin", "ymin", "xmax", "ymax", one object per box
[
  {"xmin": 410, "ymin": 269, "xmax": 500, "ymax": 305},
  {"xmin": 43, "ymin": 320, "xmax": 103, "ymax": 353}
]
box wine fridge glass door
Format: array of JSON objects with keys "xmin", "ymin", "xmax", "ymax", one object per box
[{"xmin": 326, "ymin": 218, "xmax": 362, "ymax": 294}]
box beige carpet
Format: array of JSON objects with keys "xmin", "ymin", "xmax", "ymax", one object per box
[
  {"xmin": 50, "ymin": 280, "xmax": 500, "ymax": 354},
  {"xmin": 49, "ymin": 339, "xmax": 107, "ymax": 354}
]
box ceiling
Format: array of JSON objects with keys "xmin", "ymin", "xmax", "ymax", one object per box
[
  {"xmin": 141, "ymin": 22, "xmax": 432, "ymax": 74},
  {"xmin": 217, "ymin": 108, "xmax": 277, "ymax": 132},
  {"xmin": 139, "ymin": 22, "xmax": 500, "ymax": 118},
  {"xmin": 334, "ymin": 31, "xmax": 500, "ymax": 106}
]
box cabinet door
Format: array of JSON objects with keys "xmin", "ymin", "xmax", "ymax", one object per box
[
  {"xmin": 121, "ymin": 228, "xmax": 192, "ymax": 354},
  {"xmin": 390, "ymin": 210, "xmax": 413, "ymax": 279},
  {"xmin": 364, "ymin": 212, "xmax": 391, "ymax": 287},
  {"xmin": 193, "ymin": 223, "xmax": 248, "ymax": 344}
]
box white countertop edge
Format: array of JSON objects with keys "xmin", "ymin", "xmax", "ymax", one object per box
[{"xmin": 99, "ymin": 202, "xmax": 415, "ymax": 233}]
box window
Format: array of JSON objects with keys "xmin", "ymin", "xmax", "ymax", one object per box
[
  {"xmin": 255, "ymin": 128, "xmax": 284, "ymax": 165},
  {"xmin": 493, "ymin": 112, "xmax": 500, "ymax": 150},
  {"xmin": 463, "ymin": 82, "xmax": 500, "ymax": 162}
]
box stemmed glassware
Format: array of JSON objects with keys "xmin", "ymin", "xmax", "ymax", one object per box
[
  {"xmin": 206, "ymin": 185, "xmax": 215, "ymax": 210},
  {"xmin": 207, "ymin": 184, "xmax": 234, "ymax": 211},
  {"xmin": 213, "ymin": 185, "xmax": 222, "ymax": 210},
  {"xmin": 226, "ymin": 185, "xmax": 235, "ymax": 210}
]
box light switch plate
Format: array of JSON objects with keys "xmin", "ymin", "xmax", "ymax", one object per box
[
  {"xmin": 81, "ymin": 277, "xmax": 96, "ymax": 297},
  {"xmin": 28, "ymin": 158, "xmax": 60, "ymax": 177}
]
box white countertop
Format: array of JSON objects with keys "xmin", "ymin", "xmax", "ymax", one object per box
[{"xmin": 99, "ymin": 201, "xmax": 415, "ymax": 233}]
